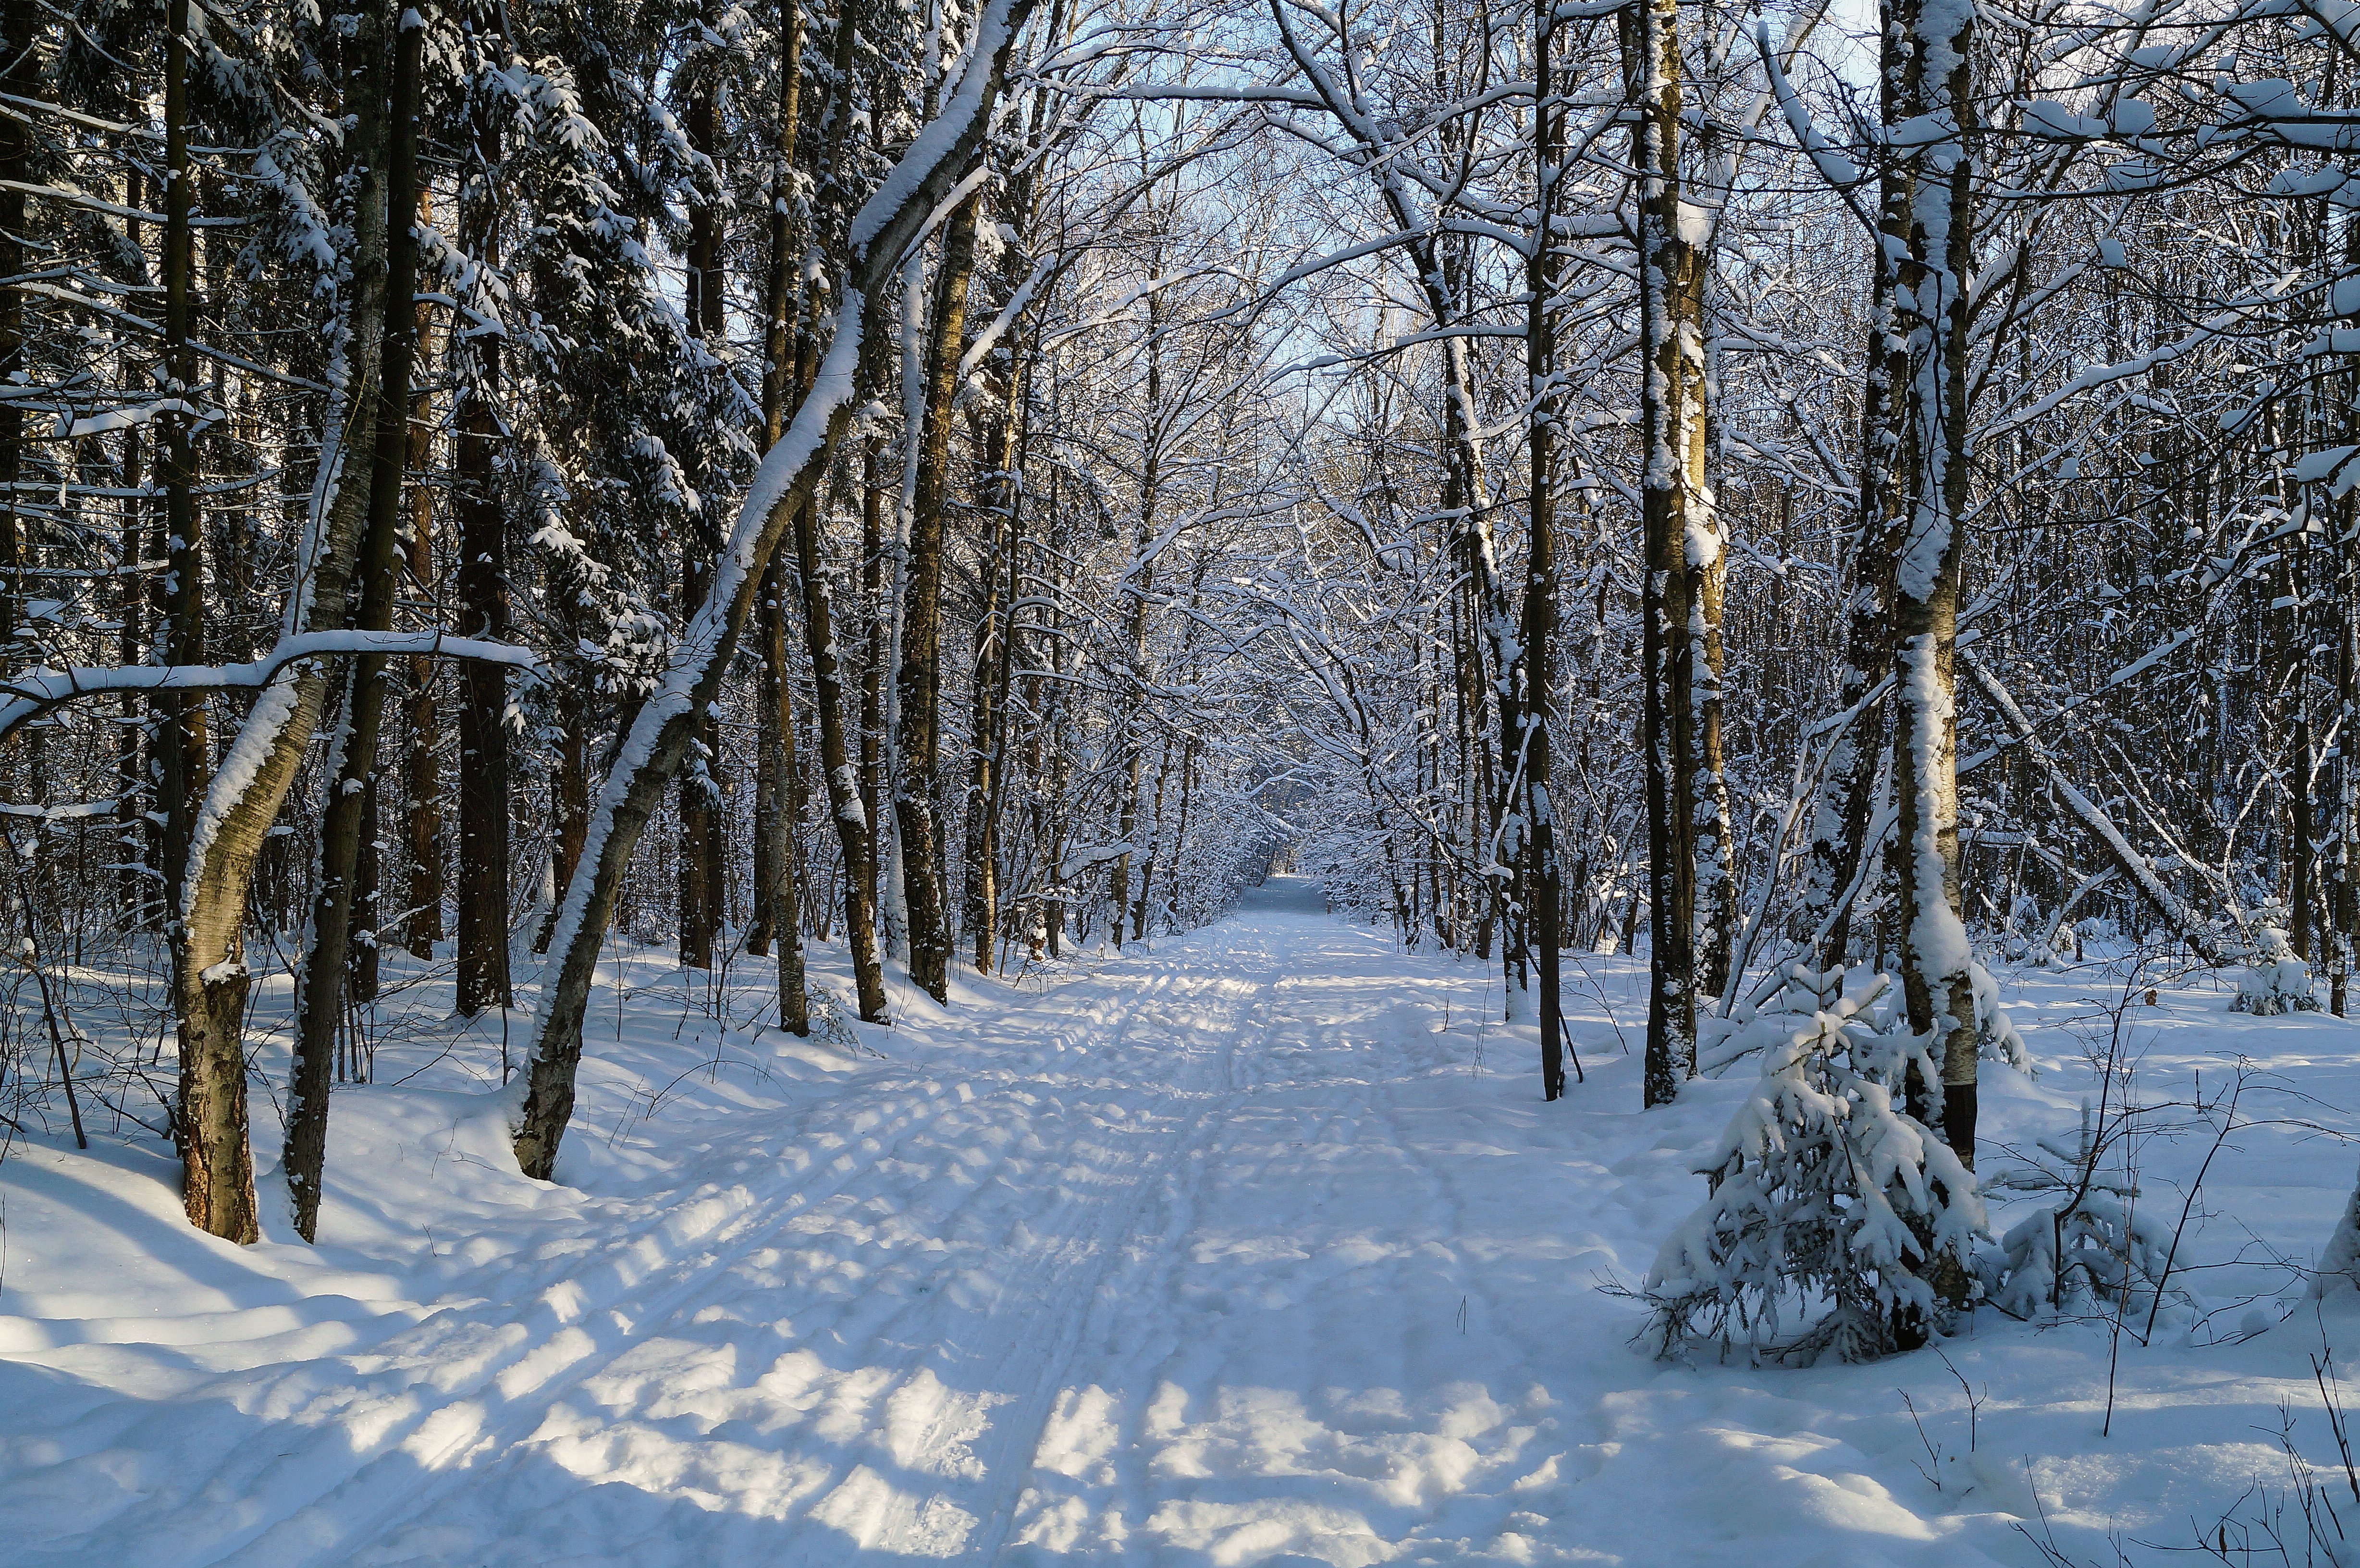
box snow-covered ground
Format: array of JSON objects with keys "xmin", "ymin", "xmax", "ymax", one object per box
[{"xmin": 4, "ymin": 882, "xmax": 2360, "ymax": 1565}]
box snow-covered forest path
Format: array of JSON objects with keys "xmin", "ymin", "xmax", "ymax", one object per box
[{"xmin": 8, "ymin": 882, "xmax": 2358, "ymax": 1566}]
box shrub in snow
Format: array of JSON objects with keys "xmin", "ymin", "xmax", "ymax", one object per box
[
  {"xmin": 806, "ymin": 985, "xmax": 868, "ymax": 1051},
  {"xmin": 1988, "ymin": 1193, "xmax": 2176, "ymax": 1321},
  {"xmin": 1645, "ymin": 966, "xmax": 1986, "ymax": 1364},
  {"xmin": 1980, "ymin": 1106, "xmax": 2188, "ymax": 1323},
  {"xmin": 2231, "ymin": 926, "xmax": 2322, "ymax": 1015}
]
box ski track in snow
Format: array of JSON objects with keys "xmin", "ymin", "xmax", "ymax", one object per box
[{"xmin": 8, "ymin": 881, "xmax": 2360, "ymax": 1564}]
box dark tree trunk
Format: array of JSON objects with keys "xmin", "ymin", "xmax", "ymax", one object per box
[
  {"xmin": 1526, "ymin": 0, "xmax": 1564, "ymax": 1101},
  {"xmin": 0, "ymin": 0, "xmax": 29, "ymax": 667},
  {"xmin": 117, "ymin": 429, "xmax": 149, "ymax": 929},
  {"xmin": 676, "ymin": 54, "xmax": 726, "ymax": 970},
  {"xmin": 1112, "ymin": 288, "xmax": 1162, "ymax": 949},
  {"xmin": 752, "ymin": 6, "xmax": 810, "ymax": 1027},
  {"xmin": 798, "ymin": 479, "xmax": 891, "ymax": 1023},
  {"xmin": 401, "ymin": 290, "xmax": 443, "ymax": 963},
  {"xmin": 350, "ymin": 772, "xmax": 381, "ymax": 1005},
  {"xmin": 283, "ymin": 11, "xmax": 424, "ymax": 1242},
  {"xmin": 156, "ymin": 0, "xmax": 209, "ymax": 941},
  {"xmin": 160, "ymin": 0, "xmax": 243, "ymax": 1239},
  {"xmin": 455, "ymin": 83, "xmax": 511, "ymax": 1012},
  {"xmin": 860, "ymin": 438, "xmax": 886, "ymax": 927},
  {"xmin": 894, "ymin": 194, "xmax": 979, "ymax": 1003}
]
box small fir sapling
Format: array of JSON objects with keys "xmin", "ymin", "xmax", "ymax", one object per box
[
  {"xmin": 2231, "ymin": 926, "xmax": 2323, "ymax": 1015},
  {"xmin": 1983, "ymin": 1100, "xmax": 2178, "ymax": 1321},
  {"xmin": 1645, "ymin": 965, "xmax": 1987, "ymax": 1364}
]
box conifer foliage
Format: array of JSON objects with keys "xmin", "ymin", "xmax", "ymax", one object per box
[{"xmin": 1646, "ymin": 968, "xmax": 1985, "ymax": 1363}]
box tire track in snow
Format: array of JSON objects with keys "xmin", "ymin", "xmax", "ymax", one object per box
[
  {"xmin": 307, "ymin": 967, "xmax": 1253, "ymax": 1565},
  {"xmin": 14, "ymin": 953, "xmax": 1267, "ymax": 1567},
  {"xmin": 6, "ymin": 967, "xmax": 1150, "ymax": 1563},
  {"xmin": 949, "ymin": 964, "xmax": 1285, "ymax": 1562}
]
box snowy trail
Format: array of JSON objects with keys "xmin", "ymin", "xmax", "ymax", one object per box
[
  {"xmin": 12, "ymin": 886, "xmax": 2360, "ymax": 1565},
  {"xmin": 0, "ymin": 897, "xmax": 1369, "ymax": 1565}
]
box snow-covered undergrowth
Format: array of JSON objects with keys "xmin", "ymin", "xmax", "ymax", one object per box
[{"xmin": 4, "ymin": 886, "xmax": 2360, "ymax": 1566}]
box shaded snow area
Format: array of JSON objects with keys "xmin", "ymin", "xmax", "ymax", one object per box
[{"xmin": 6, "ymin": 882, "xmax": 2360, "ymax": 1564}]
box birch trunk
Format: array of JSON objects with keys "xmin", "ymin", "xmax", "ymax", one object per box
[
  {"xmin": 175, "ymin": 1, "xmax": 393, "ymax": 1241},
  {"xmin": 1636, "ymin": 0, "xmax": 1697, "ymax": 1109},
  {"xmin": 1888, "ymin": 0, "xmax": 1982, "ymax": 1167}
]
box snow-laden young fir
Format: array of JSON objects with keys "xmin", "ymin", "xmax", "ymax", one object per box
[{"xmin": 1646, "ymin": 965, "xmax": 1987, "ymax": 1364}]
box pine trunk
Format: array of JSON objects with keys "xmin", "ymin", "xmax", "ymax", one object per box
[{"xmin": 753, "ymin": 6, "xmax": 810, "ymax": 1025}]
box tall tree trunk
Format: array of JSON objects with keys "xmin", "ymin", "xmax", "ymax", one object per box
[
  {"xmin": 1687, "ymin": 354, "xmax": 1733, "ymax": 1000},
  {"xmin": 0, "ymin": 0, "xmax": 31, "ymax": 668},
  {"xmin": 964, "ymin": 356, "xmax": 1024, "ymax": 974},
  {"xmin": 283, "ymin": 8, "xmax": 424, "ymax": 1241},
  {"xmin": 156, "ymin": 0, "xmax": 210, "ymax": 943},
  {"xmin": 753, "ymin": 4, "xmax": 810, "ymax": 1027},
  {"xmin": 401, "ymin": 283, "xmax": 442, "ymax": 962},
  {"xmin": 455, "ymin": 81, "xmax": 511, "ymax": 1013},
  {"xmin": 1806, "ymin": 82, "xmax": 1910, "ymax": 966},
  {"xmin": 895, "ymin": 194, "xmax": 979, "ymax": 1003},
  {"xmin": 1888, "ymin": 0, "xmax": 1982, "ymax": 1168},
  {"xmin": 2335, "ymin": 527, "xmax": 2357, "ymax": 1015},
  {"xmin": 165, "ymin": 0, "xmax": 270, "ymax": 1242},
  {"xmin": 1112, "ymin": 284, "xmax": 1163, "ymax": 948},
  {"xmin": 118, "ymin": 430, "xmax": 148, "ymax": 928},
  {"xmin": 860, "ymin": 438, "xmax": 886, "ymax": 928},
  {"xmin": 1526, "ymin": 0, "xmax": 1564, "ymax": 1101},
  {"xmin": 1636, "ymin": 0, "xmax": 1696, "ymax": 1108},
  {"xmin": 677, "ymin": 56, "xmax": 725, "ymax": 971}
]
